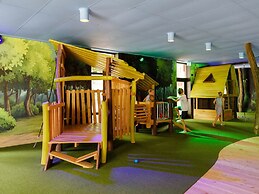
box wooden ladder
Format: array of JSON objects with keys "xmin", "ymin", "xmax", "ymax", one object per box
[{"xmin": 44, "ymin": 141, "xmax": 101, "ymax": 170}]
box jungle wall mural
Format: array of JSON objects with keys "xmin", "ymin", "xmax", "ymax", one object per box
[
  {"xmin": 119, "ymin": 53, "xmax": 176, "ymax": 101},
  {"xmin": 0, "ymin": 36, "xmax": 55, "ymax": 147}
]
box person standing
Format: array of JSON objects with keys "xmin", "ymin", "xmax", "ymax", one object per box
[
  {"xmin": 212, "ymin": 91, "xmax": 225, "ymax": 127},
  {"xmin": 173, "ymin": 88, "xmax": 191, "ymax": 133}
]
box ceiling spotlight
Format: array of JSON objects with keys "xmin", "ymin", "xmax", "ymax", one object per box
[
  {"xmin": 205, "ymin": 42, "xmax": 212, "ymax": 51},
  {"xmin": 167, "ymin": 32, "xmax": 175, "ymax": 42},
  {"xmin": 239, "ymin": 52, "xmax": 245, "ymax": 59},
  {"xmin": 79, "ymin": 7, "xmax": 89, "ymax": 22}
]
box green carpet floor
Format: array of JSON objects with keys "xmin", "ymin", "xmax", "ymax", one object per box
[{"xmin": 0, "ymin": 119, "xmax": 255, "ymax": 194}]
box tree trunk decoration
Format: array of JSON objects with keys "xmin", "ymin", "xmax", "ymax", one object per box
[
  {"xmin": 237, "ymin": 68, "xmax": 243, "ymax": 112},
  {"xmin": 24, "ymin": 77, "xmax": 32, "ymax": 116},
  {"xmin": 3, "ymin": 80, "xmax": 11, "ymax": 113},
  {"xmin": 245, "ymin": 43, "xmax": 259, "ymax": 135}
]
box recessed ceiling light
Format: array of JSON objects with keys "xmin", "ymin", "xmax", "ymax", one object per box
[
  {"xmin": 167, "ymin": 32, "xmax": 175, "ymax": 42},
  {"xmin": 79, "ymin": 7, "xmax": 89, "ymax": 22},
  {"xmin": 239, "ymin": 52, "xmax": 245, "ymax": 59},
  {"xmin": 205, "ymin": 42, "xmax": 212, "ymax": 51}
]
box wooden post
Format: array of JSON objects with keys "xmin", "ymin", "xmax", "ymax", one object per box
[
  {"xmin": 105, "ymin": 57, "xmax": 113, "ymax": 151},
  {"xmin": 168, "ymin": 99, "xmax": 173, "ymax": 134},
  {"xmin": 41, "ymin": 102, "xmax": 50, "ymax": 165},
  {"xmin": 151, "ymin": 85, "xmax": 157, "ymax": 136},
  {"xmin": 152, "ymin": 101, "xmax": 157, "ymax": 135},
  {"xmin": 101, "ymin": 101, "xmax": 108, "ymax": 163},
  {"xmin": 56, "ymin": 45, "xmax": 62, "ymax": 103},
  {"xmin": 130, "ymin": 80, "xmax": 136, "ymax": 143}
]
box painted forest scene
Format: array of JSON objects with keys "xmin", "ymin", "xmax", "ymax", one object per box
[{"xmin": 0, "ymin": 36, "xmax": 55, "ymax": 146}]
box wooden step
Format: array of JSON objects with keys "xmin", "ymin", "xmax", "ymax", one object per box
[
  {"xmin": 76, "ymin": 151, "xmax": 98, "ymax": 163},
  {"xmin": 50, "ymin": 151, "xmax": 94, "ymax": 168}
]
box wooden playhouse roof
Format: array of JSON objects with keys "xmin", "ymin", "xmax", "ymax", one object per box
[
  {"xmin": 190, "ymin": 64, "xmax": 239, "ymax": 98},
  {"xmin": 49, "ymin": 39, "xmax": 158, "ymax": 90}
]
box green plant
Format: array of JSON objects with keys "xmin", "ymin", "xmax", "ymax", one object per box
[
  {"xmin": 30, "ymin": 104, "xmax": 39, "ymax": 115},
  {"xmin": 11, "ymin": 103, "xmax": 39, "ymax": 118},
  {"xmin": 0, "ymin": 108, "xmax": 16, "ymax": 132},
  {"xmin": 35, "ymin": 102, "xmax": 42, "ymax": 113}
]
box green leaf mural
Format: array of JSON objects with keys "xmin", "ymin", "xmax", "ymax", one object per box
[
  {"xmin": 0, "ymin": 36, "xmax": 55, "ymax": 116},
  {"xmin": 0, "ymin": 37, "xmax": 28, "ymax": 112}
]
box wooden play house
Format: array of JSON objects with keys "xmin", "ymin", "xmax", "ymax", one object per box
[
  {"xmin": 41, "ymin": 40, "xmax": 157, "ymax": 170},
  {"xmin": 190, "ymin": 64, "xmax": 239, "ymax": 121},
  {"xmin": 134, "ymin": 76, "xmax": 179, "ymax": 135}
]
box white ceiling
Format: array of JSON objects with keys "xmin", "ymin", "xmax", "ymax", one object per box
[{"xmin": 1, "ymin": 0, "xmax": 259, "ymax": 64}]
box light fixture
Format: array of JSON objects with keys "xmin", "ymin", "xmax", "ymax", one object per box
[
  {"xmin": 239, "ymin": 52, "xmax": 245, "ymax": 59},
  {"xmin": 205, "ymin": 42, "xmax": 211, "ymax": 51},
  {"xmin": 167, "ymin": 32, "xmax": 175, "ymax": 42},
  {"xmin": 79, "ymin": 7, "xmax": 89, "ymax": 22},
  {"xmin": 0, "ymin": 35, "xmax": 3, "ymax": 44}
]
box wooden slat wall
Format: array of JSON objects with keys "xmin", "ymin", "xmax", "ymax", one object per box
[
  {"xmin": 111, "ymin": 79, "xmax": 131, "ymax": 139},
  {"xmin": 65, "ymin": 89, "xmax": 103, "ymax": 125},
  {"xmin": 112, "ymin": 89, "xmax": 117, "ymax": 138},
  {"xmin": 48, "ymin": 103, "xmax": 64, "ymax": 140},
  {"xmin": 193, "ymin": 109, "xmax": 215, "ymax": 120}
]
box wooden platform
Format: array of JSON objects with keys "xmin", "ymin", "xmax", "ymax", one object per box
[
  {"xmin": 185, "ymin": 136, "xmax": 259, "ymax": 194},
  {"xmin": 50, "ymin": 123, "xmax": 102, "ymax": 144}
]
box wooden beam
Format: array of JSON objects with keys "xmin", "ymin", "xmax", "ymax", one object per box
[{"xmin": 55, "ymin": 75, "xmax": 113, "ymax": 83}]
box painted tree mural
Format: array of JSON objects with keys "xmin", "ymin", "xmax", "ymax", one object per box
[
  {"xmin": 20, "ymin": 40, "xmax": 55, "ymax": 116},
  {"xmin": 0, "ymin": 37, "xmax": 28, "ymax": 113},
  {"xmin": 156, "ymin": 59, "xmax": 173, "ymax": 100},
  {"xmin": 0, "ymin": 36, "xmax": 55, "ymax": 117}
]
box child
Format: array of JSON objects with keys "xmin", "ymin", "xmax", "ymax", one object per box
[
  {"xmin": 143, "ymin": 89, "xmax": 155, "ymax": 102},
  {"xmin": 212, "ymin": 91, "xmax": 224, "ymax": 127},
  {"xmin": 173, "ymin": 88, "xmax": 191, "ymax": 133}
]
